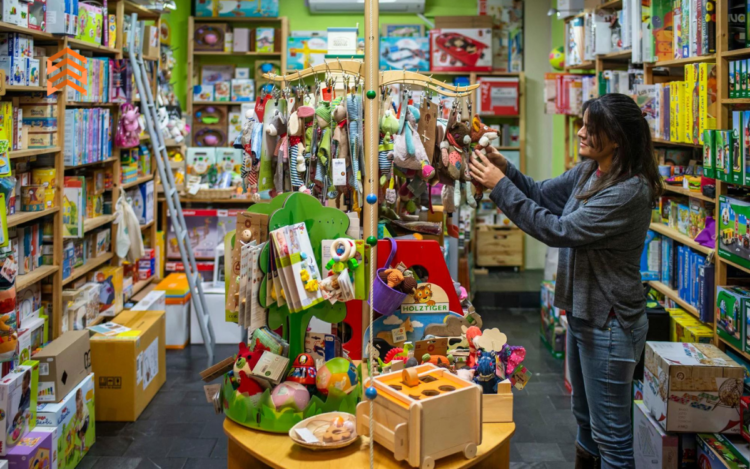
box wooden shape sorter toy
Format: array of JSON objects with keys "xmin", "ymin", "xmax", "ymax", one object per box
[{"xmin": 356, "ymin": 363, "xmax": 482, "ymax": 469}]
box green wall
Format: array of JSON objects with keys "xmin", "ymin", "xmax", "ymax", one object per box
[{"xmin": 550, "ymin": 0, "xmax": 565, "ymax": 177}]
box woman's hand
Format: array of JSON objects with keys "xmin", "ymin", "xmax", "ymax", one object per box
[
  {"xmin": 470, "ymin": 150, "xmax": 506, "ymax": 189},
  {"xmin": 484, "ymin": 146, "xmax": 508, "ymax": 172}
]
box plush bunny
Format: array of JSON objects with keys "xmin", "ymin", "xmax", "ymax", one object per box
[
  {"xmin": 379, "ymin": 110, "xmax": 399, "ymax": 173},
  {"xmin": 392, "ymin": 105, "xmax": 435, "ymax": 179}
]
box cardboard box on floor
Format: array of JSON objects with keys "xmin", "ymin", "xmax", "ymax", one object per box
[
  {"xmin": 90, "ymin": 310, "xmax": 166, "ymax": 421},
  {"xmin": 33, "ymin": 331, "xmax": 91, "ymax": 403}
]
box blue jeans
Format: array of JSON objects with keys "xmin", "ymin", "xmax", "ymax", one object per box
[{"xmin": 567, "ymin": 313, "xmax": 649, "ymax": 469}]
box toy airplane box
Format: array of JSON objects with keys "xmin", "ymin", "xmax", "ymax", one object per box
[
  {"xmin": 379, "ymin": 37, "xmax": 429, "ymax": 71},
  {"xmin": 644, "ymin": 342, "xmax": 745, "ymax": 433},
  {"xmin": 195, "ymin": 0, "xmax": 279, "ymax": 18},
  {"xmin": 5, "ymin": 430, "xmax": 52, "ymax": 469},
  {"xmin": 36, "ymin": 374, "xmax": 95, "ymax": 469},
  {"xmin": 0, "ymin": 361, "xmax": 39, "ymax": 456},
  {"xmin": 719, "ymin": 195, "xmax": 750, "ymax": 271}
]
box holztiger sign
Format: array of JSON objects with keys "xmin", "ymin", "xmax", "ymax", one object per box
[{"xmin": 400, "ymin": 282, "xmax": 450, "ymax": 313}]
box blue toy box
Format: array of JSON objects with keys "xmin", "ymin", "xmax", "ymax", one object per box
[
  {"xmin": 195, "ymin": 0, "xmax": 278, "ymax": 18},
  {"xmin": 379, "ymin": 37, "xmax": 429, "ymax": 71}
]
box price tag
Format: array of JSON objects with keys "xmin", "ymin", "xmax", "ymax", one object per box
[
  {"xmin": 385, "ymin": 188, "xmax": 397, "ymax": 204},
  {"xmin": 391, "ymin": 326, "xmax": 407, "ymax": 344},
  {"xmin": 204, "ymin": 384, "xmax": 221, "ymax": 403},
  {"xmin": 332, "ymin": 159, "xmax": 347, "ymax": 186},
  {"xmin": 295, "ymin": 428, "xmax": 320, "ymax": 444}
]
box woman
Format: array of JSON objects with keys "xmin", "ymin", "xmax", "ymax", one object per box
[{"xmin": 469, "ymin": 94, "xmax": 662, "ymax": 468}]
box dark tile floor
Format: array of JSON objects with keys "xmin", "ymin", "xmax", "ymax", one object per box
[{"xmin": 79, "ymin": 269, "xmax": 574, "ymax": 469}]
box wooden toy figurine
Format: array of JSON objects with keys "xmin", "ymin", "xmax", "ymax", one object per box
[{"xmin": 356, "ymin": 363, "xmax": 482, "ymax": 469}]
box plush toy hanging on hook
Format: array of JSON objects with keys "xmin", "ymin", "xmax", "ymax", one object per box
[{"xmin": 392, "ymin": 105, "xmax": 435, "ymax": 179}]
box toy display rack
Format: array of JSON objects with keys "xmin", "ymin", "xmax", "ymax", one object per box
[
  {"xmin": 260, "ymin": 3, "xmax": 486, "ymax": 464},
  {"xmin": 179, "ymin": 15, "xmax": 289, "ymax": 205},
  {"xmin": 0, "ymin": 1, "xmax": 162, "ymax": 337}
]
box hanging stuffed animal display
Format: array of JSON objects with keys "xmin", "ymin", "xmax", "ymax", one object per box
[{"xmin": 392, "ymin": 105, "xmax": 435, "ymax": 179}]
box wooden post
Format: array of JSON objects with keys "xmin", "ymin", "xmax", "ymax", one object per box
[
  {"xmin": 362, "ymin": 0, "xmax": 380, "ymax": 355},
  {"xmin": 714, "ymin": 0, "xmax": 727, "ymax": 346}
]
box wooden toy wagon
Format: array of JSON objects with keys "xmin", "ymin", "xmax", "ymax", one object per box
[{"xmin": 356, "ymin": 363, "xmax": 482, "ymax": 469}]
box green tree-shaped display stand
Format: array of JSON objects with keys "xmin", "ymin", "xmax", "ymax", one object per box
[{"xmin": 246, "ymin": 192, "xmax": 352, "ymax": 360}]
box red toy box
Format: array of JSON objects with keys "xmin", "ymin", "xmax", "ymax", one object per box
[
  {"xmin": 430, "ymin": 28, "xmax": 493, "ymax": 72},
  {"xmin": 477, "ymin": 77, "xmax": 520, "ymax": 116}
]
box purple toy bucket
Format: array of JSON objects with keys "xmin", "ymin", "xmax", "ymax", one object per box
[{"xmin": 368, "ymin": 238, "xmax": 408, "ymax": 316}]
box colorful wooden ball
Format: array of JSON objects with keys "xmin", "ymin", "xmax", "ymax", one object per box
[
  {"xmin": 366, "ymin": 194, "xmax": 377, "ymax": 204},
  {"xmin": 316, "ymin": 358, "xmax": 359, "ymax": 396},
  {"xmin": 366, "ymin": 236, "xmax": 378, "ymax": 246},
  {"xmin": 365, "ymin": 386, "xmax": 378, "ymax": 400},
  {"xmin": 366, "ymin": 90, "xmax": 376, "ymax": 99},
  {"xmin": 300, "ymin": 252, "xmax": 307, "ymax": 260},
  {"xmin": 270, "ymin": 381, "xmax": 310, "ymax": 412}
]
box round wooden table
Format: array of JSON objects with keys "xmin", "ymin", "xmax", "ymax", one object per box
[{"xmin": 224, "ymin": 418, "xmax": 515, "ymax": 469}]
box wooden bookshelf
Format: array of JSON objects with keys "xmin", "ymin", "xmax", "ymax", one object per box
[
  {"xmin": 121, "ymin": 174, "xmax": 154, "ymax": 190},
  {"xmin": 0, "ymin": 0, "xmax": 165, "ymax": 339},
  {"xmin": 16, "ymin": 266, "xmax": 59, "ymax": 291},
  {"xmin": 9, "ymin": 147, "xmax": 61, "ymax": 159},
  {"xmin": 650, "ymin": 54, "xmax": 716, "ymax": 67},
  {"xmin": 84, "ymin": 215, "xmax": 117, "ymax": 233},
  {"xmin": 662, "ymin": 184, "xmax": 715, "ymax": 202},
  {"xmin": 652, "ymin": 138, "xmax": 702, "ymax": 148},
  {"xmin": 648, "ymin": 223, "xmax": 712, "ymax": 255},
  {"xmin": 194, "ymin": 51, "xmax": 282, "ymax": 57},
  {"xmin": 646, "ymin": 280, "xmax": 702, "ymax": 321},
  {"xmin": 8, "ymin": 207, "xmax": 59, "ymax": 228}
]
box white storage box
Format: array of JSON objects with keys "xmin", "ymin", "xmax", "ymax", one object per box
[
  {"xmin": 155, "ymin": 274, "xmax": 191, "ymax": 349},
  {"xmin": 190, "ymin": 282, "xmax": 243, "ymax": 344}
]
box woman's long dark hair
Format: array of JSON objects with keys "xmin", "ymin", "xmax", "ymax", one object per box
[{"xmin": 576, "ymin": 93, "xmax": 663, "ymax": 204}]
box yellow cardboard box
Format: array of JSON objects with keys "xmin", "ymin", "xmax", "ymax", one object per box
[
  {"xmin": 668, "ymin": 309, "xmax": 712, "ymax": 343},
  {"xmin": 90, "ymin": 310, "xmax": 166, "ymax": 421}
]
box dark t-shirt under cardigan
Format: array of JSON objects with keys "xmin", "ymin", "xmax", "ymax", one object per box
[{"xmin": 489, "ymin": 161, "xmax": 653, "ymax": 330}]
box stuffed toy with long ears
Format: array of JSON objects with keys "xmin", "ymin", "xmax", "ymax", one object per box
[{"xmin": 392, "ymin": 105, "xmax": 435, "ymax": 179}]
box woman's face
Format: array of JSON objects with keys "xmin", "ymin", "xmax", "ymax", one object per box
[{"xmin": 577, "ymin": 110, "xmax": 618, "ymax": 161}]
